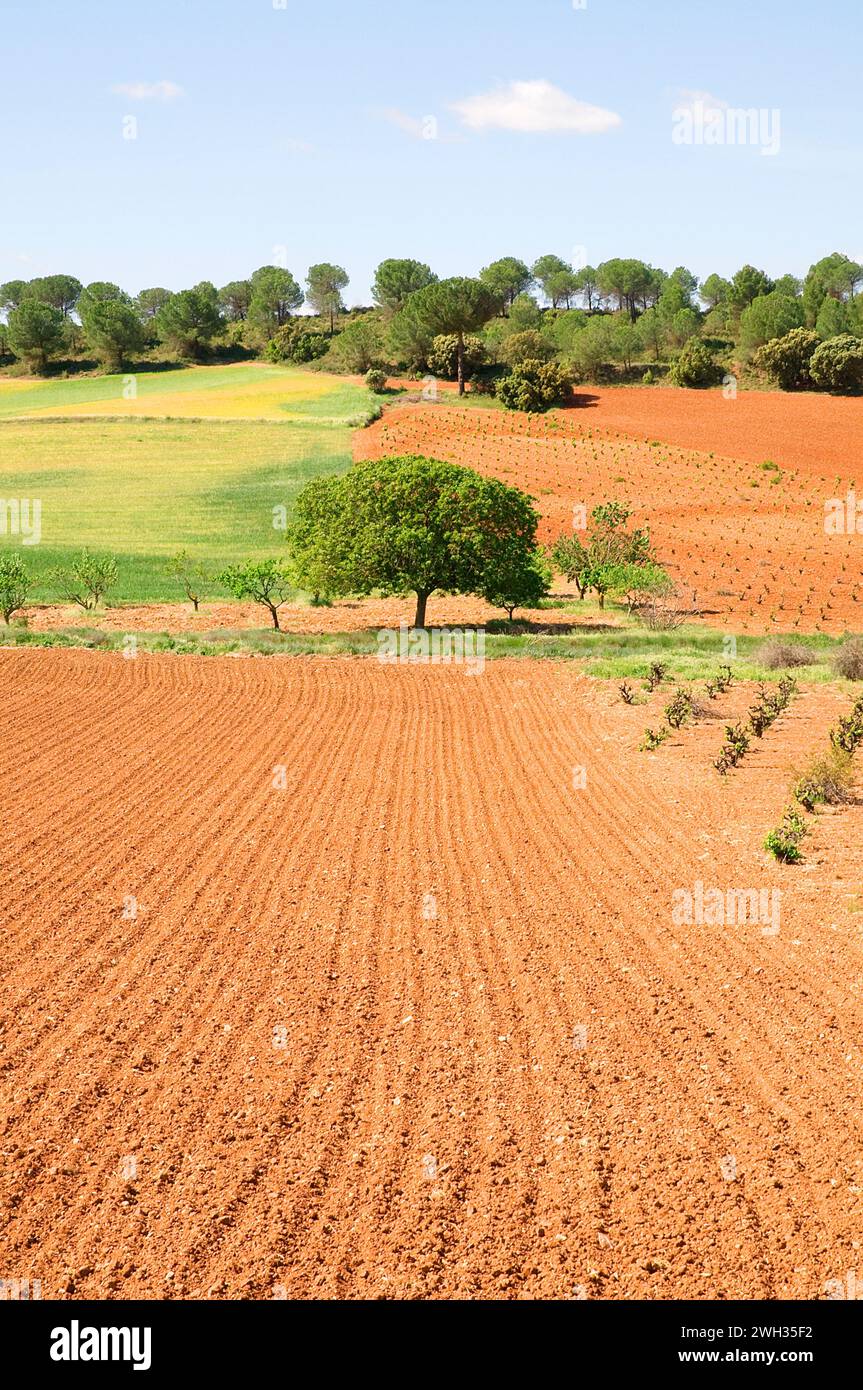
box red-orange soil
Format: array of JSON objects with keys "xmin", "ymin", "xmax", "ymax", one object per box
[
  {"xmin": 2, "ymin": 649, "xmax": 862, "ymax": 1300},
  {"xmin": 355, "ymin": 389, "xmax": 863, "ymax": 634}
]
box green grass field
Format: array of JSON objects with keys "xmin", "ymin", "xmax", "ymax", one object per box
[{"xmin": 0, "ymin": 364, "xmax": 377, "ymax": 601}]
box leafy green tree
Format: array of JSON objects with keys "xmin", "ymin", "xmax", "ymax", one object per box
[
  {"xmin": 325, "ymin": 315, "xmax": 385, "ymax": 373},
  {"xmin": 574, "ymin": 265, "xmax": 601, "ymax": 311},
  {"xmin": 306, "ymin": 263, "xmax": 349, "ymax": 334},
  {"xmin": 699, "ymin": 273, "xmax": 731, "ymax": 310},
  {"xmin": 6, "ymin": 299, "xmax": 65, "ymax": 372},
  {"xmin": 288, "ymin": 455, "xmax": 540, "ymax": 629},
  {"xmin": 739, "ymin": 291, "xmax": 803, "ymax": 351},
  {"xmin": 0, "ymin": 279, "xmax": 28, "ymax": 315},
  {"xmin": 584, "ymin": 501, "xmax": 652, "ymax": 608},
  {"xmin": 247, "ymin": 266, "xmax": 303, "ymax": 337},
  {"xmin": 809, "ymin": 334, "xmax": 863, "ymax": 393},
  {"xmin": 816, "ymin": 296, "xmax": 853, "ymax": 339},
  {"xmin": 508, "ymin": 293, "xmax": 542, "ymax": 329},
  {"xmin": 371, "ymin": 259, "xmax": 436, "ymax": 313},
  {"xmin": 77, "ymin": 281, "xmax": 128, "ymax": 314},
  {"xmin": 23, "ymin": 274, "xmax": 82, "ymax": 317},
  {"xmin": 80, "ymin": 296, "xmax": 145, "ymax": 371},
  {"xmin": 729, "ymin": 265, "xmax": 774, "ymax": 312},
  {"xmin": 167, "ymin": 550, "xmax": 210, "ymax": 610},
  {"xmin": 752, "ymin": 327, "xmax": 820, "ymax": 390},
  {"xmin": 545, "ymin": 268, "xmax": 580, "ymax": 309},
  {"xmin": 219, "ymin": 559, "xmax": 294, "ymax": 629},
  {"xmin": 135, "ymin": 287, "xmax": 172, "ymax": 322},
  {"xmin": 156, "ymin": 283, "xmax": 222, "ymax": 357},
  {"xmin": 803, "ymin": 253, "xmax": 862, "ymax": 325},
  {"xmin": 0, "ymin": 554, "xmax": 29, "ymax": 623},
  {"xmin": 596, "ymin": 259, "xmax": 655, "ymax": 320},
  {"xmin": 550, "ymin": 533, "xmax": 590, "ymax": 598},
  {"xmin": 606, "ymin": 561, "xmax": 674, "ymax": 615},
  {"xmin": 50, "ymin": 550, "xmax": 118, "ymax": 609},
  {"xmin": 635, "ymin": 306, "xmax": 667, "ymax": 362},
  {"xmin": 481, "ymin": 548, "xmax": 550, "ymax": 620},
  {"xmin": 479, "ymin": 257, "xmax": 532, "ymax": 313},
  {"xmin": 218, "ymin": 280, "xmax": 253, "ymax": 321},
  {"xmin": 285, "ymin": 476, "xmax": 350, "ymax": 604},
  {"xmin": 569, "ymin": 314, "xmax": 617, "ymax": 380},
  {"xmin": 392, "ymin": 277, "xmax": 499, "ymax": 393},
  {"xmin": 541, "ymin": 309, "xmax": 587, "ymax": 355},
  {"xmin": 666, "ymin": 266, "xmax": 698, "ymax": 304},
  {"xmin": 773, "ymin": 274, "xmax": 802, "ymax": 299},
  {"xmin": 531, "ymin": 254, "xmax": 572, "ymax": 305}
]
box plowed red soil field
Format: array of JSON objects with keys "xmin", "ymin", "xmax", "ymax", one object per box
[
  {"xmin": 2, "ymin": 649, "xmax": 862, "ymax": 1300},
  {"xmin": 355, "ymin": 390, "xmax": 863, "ymax": 634}
]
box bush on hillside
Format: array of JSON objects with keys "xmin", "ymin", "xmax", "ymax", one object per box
[
  {"xmin": 809, "ymin": 334, "xmax": 863, "ymax": 393},
  {"xmin": 752, "ymin": 327, "xmax": 821, "ymax": 390},
  {"xmin": 497, "ymin": 359, "xmax": 571, "ymax": 412},
  {"xmin": 427, "ymin": 333, "xmax": 485, "ymax": 381},
  {"xmin": 667, "ymin": 338, "xmax": 719, "ymax": 388}
]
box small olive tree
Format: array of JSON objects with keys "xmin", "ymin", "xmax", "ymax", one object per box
[
  {"xmin": 219, "ymin": 559, "xmax": 294, "ymax": 629},
  {"xmin": 0, "ymin": 554, "xmax": 29, "ymax": 622},
  {"xmin": 50, "ymin": 550, "xmax": 118, "ymax": 609},
  {"xmin": 167, "ymin": 550, "xmax": 210, "ymax": 610}
]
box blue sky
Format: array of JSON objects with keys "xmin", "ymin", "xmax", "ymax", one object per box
[{"xmin": 2, "ymin": 0, "xmax": 860, "ymax": 303}]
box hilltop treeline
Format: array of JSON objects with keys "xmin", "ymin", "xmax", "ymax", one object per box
[{"xmin": 1, "ymin": 252, "xmax": 862, "ymax": 395}]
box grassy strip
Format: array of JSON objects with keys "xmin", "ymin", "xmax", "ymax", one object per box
[{"xmin": 0, "ymin": 618, "xmax": 856, "ymax": 678}]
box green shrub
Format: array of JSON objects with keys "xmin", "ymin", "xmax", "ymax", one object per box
[
  {"xmin": 500, "ymin": 330, "xmax": 553, "ymax": 367},
  {"xmin": 667, "ymin": 338, "xmax": 719, "ymax": 388},
  {"xmin": 365, "ymin": 367, "xmax": 388, "ymax": 393},
  {"xmin": 752, "ymin": 327, "xmax": 821, "ymax": 390},
  {"xmin": 427, "ymin": 333, "xmax": 485, "ymax": 381},
  {"xmin": 764, "ymin": 806, "xmax": 809, "ymax": 862},
  {"xmin": 640, "ymin": 726, "xmax": 670, "ymax": 751},
  {"xmin": 497, "ymin": 359, "xmax": 571, "ymax": 412},
  {"xmin": 809, "ymin": 334, "xmax": 863, "ymax": 393},
  {"xmin": 664, "ymin": 687, "xmax": 693, "ymax": 728},
  {"xmin": 267, "ymin": 322, "xmax": 329, "ymax": 363}
]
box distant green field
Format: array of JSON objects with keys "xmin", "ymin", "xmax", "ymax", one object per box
[{"xmin": 0, "ymin": 364, "xmax": 377, "ymax": 601}]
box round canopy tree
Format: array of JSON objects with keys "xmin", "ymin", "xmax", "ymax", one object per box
[
  {"xmin": 392, "ymin": 277, "xmax": 500, "ymax": 393},
  {"xmin": 288, "ymin": 454, "xmax": 540, "ymax": 628}
]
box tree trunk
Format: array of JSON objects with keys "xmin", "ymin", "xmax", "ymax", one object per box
[
  {"xmin": 457, "ymin": 333, "xmax": 465, "ymax": 396},
  {"xmin": 414, "ymin": 591, "xmax": 429, "ymax": 628},
  {"xmin": 598, "ymin": 591, "xmax": 605, "ymax": 609},
  {"xmin": 268, "ymin": 604, "xmax": 281, "ymax": 630}
]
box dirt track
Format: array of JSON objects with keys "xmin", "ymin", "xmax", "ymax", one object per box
[{"xmin": 1, "ymin": 649, "xmax": 862, "ymax": 1300}]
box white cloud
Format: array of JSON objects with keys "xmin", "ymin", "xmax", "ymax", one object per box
[
  {"xmin": 111, "ymin": 80, "xmax": 184, "ymax": 102},
  {"xmin": 382, "ymin": 108, "xmax": 429, "ymax": 140},
  {"xmin": 284, "ymin": 137, "xmax": 315, "ymax": 155},
  {"xmin": 450, "ymin": 79, "xmax": 621, "ymax": 134}
]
